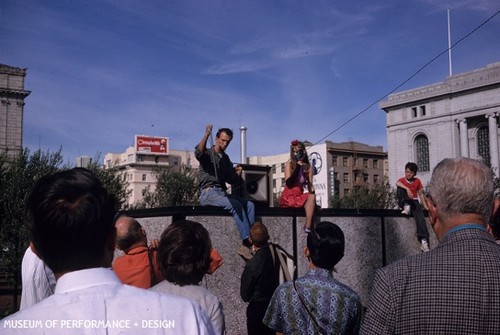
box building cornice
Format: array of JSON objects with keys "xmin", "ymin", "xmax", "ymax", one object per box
[
  {"xmin": 326, "ymin": 141, "xmax": 386, "ymax": 155},
  {"xmin": 0, "ymin": 64, "xmax": 28, "ymax": 76},
  {"xmin": 379, "ymin": 62, "xmax": 500, "ymax": 110},
  {"xmin": 0, "ymin": 88, "xmax": 31, "ymax": 98}
]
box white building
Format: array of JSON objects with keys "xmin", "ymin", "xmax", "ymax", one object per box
[
  {"xmin": 104, "ymin": 137, "xmax": 198, "ymax": 208},
  {"xmin": 380, "ymin": 62, "xmax": 500, "ymax": 186}
]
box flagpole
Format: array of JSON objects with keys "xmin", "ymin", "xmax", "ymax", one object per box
[{"xmin": 447, "ymin": 7, "xmax": 453, "ymax": 76}]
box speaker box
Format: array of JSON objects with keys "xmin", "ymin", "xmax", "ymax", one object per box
[{"xmin": 232, "ymin": 164, "xmax": 272, "ymax": 207}]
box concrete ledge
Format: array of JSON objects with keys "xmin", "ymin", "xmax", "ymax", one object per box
[
  {"xmin": 122, "ymin": 207, "xmax": 434, "ymax": 334},
  {"xmin": 126, "ymin": 205, "xmax": 412, "ymax": 218}
]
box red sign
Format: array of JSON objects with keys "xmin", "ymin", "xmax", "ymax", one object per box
[{"xmin": 135, "ymin": 135, "xmax": 169, "ymax": 154}]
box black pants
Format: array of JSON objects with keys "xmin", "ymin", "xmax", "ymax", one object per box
[
  {"xmin": 397, "ymin": 187, "xmax": 429, "ymax": 242},
  {"xmin": 247, "ymin": 301, "xmax": 274, "ymax": 335}
]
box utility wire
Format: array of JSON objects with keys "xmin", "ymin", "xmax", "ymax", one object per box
[{"xmin": 313, "ymin": 8, "xmax": 500, "ymax": 146}]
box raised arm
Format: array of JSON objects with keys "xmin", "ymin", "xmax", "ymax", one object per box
[
  {"xmin": 197, "ymin": 124, "xmax": 213, "ymax": 153},
  {"xmin": 284, "ymin": 161, "xmax": 299, "ymax": 188}
]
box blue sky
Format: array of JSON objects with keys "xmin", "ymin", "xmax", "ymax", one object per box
[{"xmin": 1, "ymin": 0, "xmax": 499, "ymax": 164}]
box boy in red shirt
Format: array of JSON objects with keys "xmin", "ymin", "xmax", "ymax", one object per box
[{"xmin": 396, "ymin": 162, "xmax": 430, "ymax": 252}]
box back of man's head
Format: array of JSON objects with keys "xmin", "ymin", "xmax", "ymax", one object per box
[
  {"xmin": 307, "ymin": 221, "xmax": 345, "ymax": 271},
  {"xmin": 428, "ymin": 158, "xmax": 493, "ymax": 224},
  {"xmin": 115, "ymin": 216, "xmax": 145, "ymax": 251},
  {"xmin": 25, "ymin": 168, "xmax": 117, "ymax": 274},
  {"xmin": 250, "ymin": 221, "xmax": 270, "ymax": 248},
  {"xmin": 157, "ymin": 220, "xmax": 212, "ymax": 286}
]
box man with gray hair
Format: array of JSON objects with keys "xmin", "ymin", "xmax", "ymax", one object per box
[{"xmin": 361, "ymin": 158, "xmax": 500, "ymax": 335}]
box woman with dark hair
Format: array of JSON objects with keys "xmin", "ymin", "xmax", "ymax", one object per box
[
  {"xmin": 279, "ymin": 140, "xmax": 316, "ymax": 232},
  {"xmin": 263, "ymin": 221, "xmax": 362, "ymax": 335},
  {"xmin": 150, "ymin": 220, "xmax": 225, "ymax": 334}
]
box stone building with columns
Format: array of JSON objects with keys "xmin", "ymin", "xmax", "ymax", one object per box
[
  {"xmin": 380, "ymin": 62, "xmax": 500, "ymax": 187},
  {"xmin": 0, "ymin": 64, "xmax": 30, "ymax": 158}
]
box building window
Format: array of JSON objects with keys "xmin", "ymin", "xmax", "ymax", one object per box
[
  {"xmin": 281, "ymin": 163, "xmax": 285, "ymax": 172},
  {"xmin": 411, "ymin": 107, "xmax": 418, "ymax": 118},
  {"xmin": 411, "ymin": 105, "xmax": 426, "ymax": 118},
  {"xmin": 477, "ymin": 126, "xmax": 491, "ymax": 165},
  {"xmin": 373, "ymin": 159, "xmax": 378, "ymax": 169},
  {"xmin": 273, "ymin": 179, "xmax": 276, "ymax": 189},
  {"xmin": 343, "ymin": 173, "xmax": 349, "ymax": 183},
  {"xmin": 334, "ymin": 172, "xmax": 339, "ymax": 180},
  {"xmin": 344, "ymin": 188, "xmax": 350, "ymax": 195},
  {"xmin": 374, "ymin": 174, "xmax": 380, "ymax": 184},
  {"xmin": 420, "ymin": 105, "xmax": 426, "ymax": 116},
  {"xmin": 281, "ymin": 178, "xmax": 285, "ymax": 186},
  {"xmin": 363, "ymin": 158, "xmax": 369, "ymax": 168},
  {"xmin": 415, "ymin": 134, "xmax": 430, "ymax": 172},
  {"xmin": 142, "ymin": 174, "xmax": 147, "ymax": 181},
  {"xmin": 342, "ymin": 157, "xmax": 348, "ymax": 167},
  {"xmin": 272, "ymin": 165, "xmax": 276, "ymax": 173},
  {"xmin": 332, "ymin": 156, "xmax": 338, "ymax": 166}
]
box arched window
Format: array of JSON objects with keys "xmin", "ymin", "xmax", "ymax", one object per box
[
  {"xmin": 415, "ymin": 135, "xmax": 430, "ymax": 172},
  {"xmin": 477, "ymin": 126, "xmax": 490, "ymax": 165}
]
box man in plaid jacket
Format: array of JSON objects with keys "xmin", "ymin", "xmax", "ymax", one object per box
[{"xmin": 361, "ymin": 158, "xmax": 500, "ymax": 335}]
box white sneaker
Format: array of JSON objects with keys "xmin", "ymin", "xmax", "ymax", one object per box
[
  {"xmin": 421, "ymin": 239, "xmax": 430, "ymax": 252},
  {"xmin": 401, "ymin": 205, "xmax": 411, "ymax": 215}
]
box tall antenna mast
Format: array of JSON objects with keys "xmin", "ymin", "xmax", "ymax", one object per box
[{"xmin": 447, "ymin": 7, "xmax": 453, "ymax": 76}]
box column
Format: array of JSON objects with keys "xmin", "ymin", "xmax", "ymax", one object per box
[
  {"xmin": 456, "ymin": 119, "xmax": 469, "ymax": 158},
  {"xmin": 486, "ymin": 113, "xmax": 499, "ymax": 175}
]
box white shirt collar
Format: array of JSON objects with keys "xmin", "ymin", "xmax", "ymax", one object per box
[{"xmin": 55, "ymin": 267, "xmax": 120, "ymax": 294}]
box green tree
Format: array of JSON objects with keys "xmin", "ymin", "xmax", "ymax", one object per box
[
  {"xmin": 136, "ymin": 166, "xmax": 198, "ymax": 208},
  {"xmin": 0, "ymin": 148, "xmax": 66, "ymax": 314},
  {"xmin": 331, "ymin": 177, "xmax": 396, "ymax": 209},
  {"xmin": 0, "ymin": 150, "xmax": 130, "ymax": 315}
]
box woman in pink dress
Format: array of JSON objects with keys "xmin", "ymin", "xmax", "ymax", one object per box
[{"xmin": 278, "ymin": 140, "xmax": 316, "ymax": 232}]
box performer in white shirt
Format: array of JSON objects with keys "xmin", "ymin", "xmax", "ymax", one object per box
[
  {"xmin": 3, "ymin": 168, "xmax": 216, "ymax": 335},
  {"xmin": 20, "ymin": 244, "xmax": 56, "ymax": 310}
]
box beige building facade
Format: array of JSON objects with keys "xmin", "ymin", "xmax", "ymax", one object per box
[
  {"xmin": 104, "ymin": 145, "xmax": 198, "ymax": 208},
  {"xmin": 0, "ymin": 64, "xmax": 30, "ymax": 157}
]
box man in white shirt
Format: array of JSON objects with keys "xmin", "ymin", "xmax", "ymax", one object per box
[
  {"xmin": 19, "ymin": 244, "xmax": 56, "ymax": 310},
  {"xmin": 2, "ymin": 168, "xmax": 216, "ymax": 335}
]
